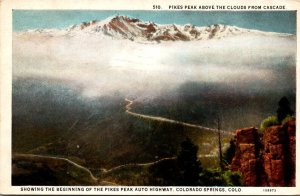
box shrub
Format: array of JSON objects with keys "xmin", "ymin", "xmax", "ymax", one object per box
[
  {"xmin": 199, "ymin": 168, "xmax": 225, "ymax": 186},
  {"xmin": 260, "ymin": 116, "xmax": 280, "ymax": 131},
  {"xmin": 222, "ymin": 170, "xmax": 243, "ymax": 186},
  {"xmin": 260, "ymin": 114, "xmax": 295, "ymax": 133},
  {"xmin": 281, "ymin": 115, "xmax": 294, "ymax": 125},
  {"xmin": 199, "ymin": 168, "xmax": 242, "ymax": 186}
]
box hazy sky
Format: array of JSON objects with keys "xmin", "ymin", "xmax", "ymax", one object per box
[{"xmin": 13, "ymin": 11, "xmax": 296, "ymax": 34}]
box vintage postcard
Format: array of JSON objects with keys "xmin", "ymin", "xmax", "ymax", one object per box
[{"xmin": 0, "ymin": 0, "xmax": 299, "ymax": 195}]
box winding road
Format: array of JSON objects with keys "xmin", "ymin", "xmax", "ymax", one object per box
[
  {"xmin": 103, "ymin": 157, "xmax": 176, "ymax": 173},
  {"xmin": 125, "ymin": 98, "xmax": 234, "ymax": 136},
  {"xmin": 13, "ymin": 153, "xmax": 98, "ymax": 182},
  {"xmin": 15, "ymin": 99, "xmax": 234, "ymax": 184}
]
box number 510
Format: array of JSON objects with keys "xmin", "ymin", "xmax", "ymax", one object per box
[{"xmin": 153, "ymin": 5, "xmax": 161, "ymax": 9}]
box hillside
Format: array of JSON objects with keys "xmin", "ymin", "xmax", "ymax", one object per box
[
  {"xmin": 12, "ymin": 154, "xmax": 99, "ymax": 185},
  {"xmin": 13, "ymin": 78, "xmax": 232, "ymax": 170}
]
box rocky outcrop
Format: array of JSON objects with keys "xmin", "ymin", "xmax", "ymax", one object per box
[
  {"xmin": 286, "ymin": 120, "xmax": 296, "ymax": 186},
  {"xmin": 230, "ymin": 127, "xmax": 265, "ymax": 186},
  {"xmin": 263, "ymin": 120, "xmax": 296, "ymax": 187},
  {"xmin": 230, "ymin": 120, "xmax": 295, "ymax": 186}
]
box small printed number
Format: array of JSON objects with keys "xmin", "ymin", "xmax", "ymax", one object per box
[
  {"xmin": 153, "ymin": 5, "xmax": 161, "ymax": 9},
  {"xmin": 263, "ymin": 189, "xmax": 276, "ymax": 192}
]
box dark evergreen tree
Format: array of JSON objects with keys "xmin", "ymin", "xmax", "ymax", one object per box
[
  {"xmin": 148, "ymin": 159, "xmax": 179, "ymax": 186},
  {"xmin": 177, "ymin": 137, "xmax": 202, "ymax": 186},
  {"xmin": 149, "ymin": 137, "xmax": 243, "ymax": 186},
  {"xmin": 223, "ymin": 139, "xmax": 236, "ymax": 166},
  {"xmin": 276, "ymin": 97, "xmax": 293, "ymax": 123}
]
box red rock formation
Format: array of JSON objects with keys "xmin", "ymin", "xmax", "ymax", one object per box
[
  {"xmin": 285, "ymin": 120, "xmax": 296, "ymax": 186},
  {"xmin": 263, "ymin": 125, "xmax": 285, "ymax": 186},
  {"xmin": 230, "ymin": 127, "xmax": 263, "ymax": 186},
  {"xmin": 230, "ymin": 120, "xmax": 295, "ymax": 186}
]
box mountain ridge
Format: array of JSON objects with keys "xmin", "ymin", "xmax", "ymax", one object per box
[{"xmin": 16, "ymin": 15, "xmax": 293, "ymax": 42}]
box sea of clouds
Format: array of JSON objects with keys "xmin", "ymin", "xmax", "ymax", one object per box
[{"xmin": 13, "ymin": 33, "xmax": 296, "ymax": 99}]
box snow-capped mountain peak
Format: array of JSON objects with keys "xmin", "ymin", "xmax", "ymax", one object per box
[{"xmin": 17, "ymin": 15, "xmax": 292, "ymax": 42}]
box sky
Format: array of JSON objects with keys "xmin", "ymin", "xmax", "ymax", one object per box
[{"xmin": 13, "ymin": 10, "xmax": 296, "ymax": 34}]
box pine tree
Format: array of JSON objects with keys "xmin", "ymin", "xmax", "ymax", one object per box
[
  {"xmin": 276, "ymin": 97, "xmax": 293, "ymax": 123},
  {"xmin": 223, "ymin": 139, "xmax": 236, "ymax": 165},
  {"xmin": 177, "ymin": 137, "xmax": 202, "ymax": 186}
]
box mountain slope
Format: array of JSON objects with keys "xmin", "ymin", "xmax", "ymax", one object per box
[
  {"xmin": 16, "ymin": 15, "xmax": 292, "ymax": 42},
  {"xmin": 12, "ymin": 153, "xmax": 99, "ymax": 185}
]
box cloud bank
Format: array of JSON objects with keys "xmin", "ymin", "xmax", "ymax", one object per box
[{"xmin": 13, "ymin": 33, "xmax": 296, "ymax": 99}]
